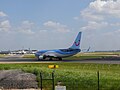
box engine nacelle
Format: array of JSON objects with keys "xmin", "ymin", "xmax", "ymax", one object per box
[{"xmin": 39, "ymin": 55, "xmax": 44, "ymax": 60}]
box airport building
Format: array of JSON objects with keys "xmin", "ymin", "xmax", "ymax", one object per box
[{"xmin": 0, "ymin": 49, "xmax": 37, "ymax": 54}]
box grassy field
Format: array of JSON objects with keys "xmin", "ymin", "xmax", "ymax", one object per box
[
  {"xmin": 0, "ymin": 54, "xmax": 6, "ymax": 58},
  {"xmin": 0, "ymin": 63, "xmax": 120, "ymax": 90},
  {"xmin": 23, "ymin": 54, "xmax": 36, "ymax": 58},
  {"xmin": 1, "ymin": 52, "xmax": 120, "ymax": 89}
]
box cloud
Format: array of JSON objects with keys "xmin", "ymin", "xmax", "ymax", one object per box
[
  {"xmin": 81, "ymin": 10, "xmax": 104, "ymax": 21},
  {"xmin": 43, "ymin": 21, "xmax": 70, "ymax": 33},
  {"xmin": 104, "ymin": 29, "xmax": 120, "ymax": 36},
  {"xmin": 110, "ymin": 22, "xmax": 120, "ymax": 26},
  {"xmin": 0, "ymin": 20, "xmax": 11, "ymax": 32},
  {"xmin": 17, "ymin": 20, "xmax": 35, "ymax": 34},
  {"xmin": 0, "ymin": 11, "xmax": 7, "ymax": 17},
  {"xmin": 0, "ymin": 11, "xmax": 10, "ymax": 32},
  {"xmin": 81, "ymin": 21, "xmax": 108, "ymax": 31},
  {"xmin": 78, "ymin": 0, "xmax": 120, "ymax": 32},
  {"xmin": 89, "ymin": 0, "xmax": 120, "ymax": 17},
  {"xmin": 74, "ymin": 0, "xmax": 120, "ymax": 22}
]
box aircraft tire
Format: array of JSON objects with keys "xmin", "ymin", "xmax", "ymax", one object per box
[
  {"xmin": 43, "ymin": 55, "xmax": 46, "ymax": 59},
  {"xmin": 58, "ymin": 57, "xmax": 62, "ymax": 61}
]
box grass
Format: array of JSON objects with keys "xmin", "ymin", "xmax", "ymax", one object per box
[
  {"xmin": 0, "ymin": 54, "xmax": 6, "ymax": 58},
  {"xmin": 0, "ymin": 63, "xmax": 120, "ymax": 90},
  {"xmin": 22, "ymin": 54, "xmax": 36, "ymax": 58},
  {"xmin": 76, "ymin": 52, "xmax": 120, "ymax": 56}
]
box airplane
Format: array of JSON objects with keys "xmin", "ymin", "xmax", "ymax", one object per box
[{"xmin": 35, "ymin": 32, "xmax": 82, "ymax": 60}]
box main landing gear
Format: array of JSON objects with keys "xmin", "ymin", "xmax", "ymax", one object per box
[
  {"xmin": 37, "ymin": 56, "xmax": 62, "ymax": 61},
  {"xmin": 58, "ymin": 57, "xmax": 62, "ymax": 60}
]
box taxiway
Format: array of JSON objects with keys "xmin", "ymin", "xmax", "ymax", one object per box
[{"xmin": 0, "ymin": 55, "xmax": 120, "ymax": 64}]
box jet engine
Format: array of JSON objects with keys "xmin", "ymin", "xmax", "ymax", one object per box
[{"xmin": 39, "ymin": 55, "xmax": 44, "ymax": 60}]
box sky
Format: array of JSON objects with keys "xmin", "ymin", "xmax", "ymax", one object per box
[{"xmin": 0, "ymin": 0, "xmax": 120, "ymax": 51}]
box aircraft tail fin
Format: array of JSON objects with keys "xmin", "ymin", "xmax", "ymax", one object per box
[{"xmin": 70, "ymin": 32, "xmax": 82, "ymax": 49}]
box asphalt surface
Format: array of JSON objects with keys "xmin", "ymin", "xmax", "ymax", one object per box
[{"xmin": 0, "ymin": 55, "xmax": 120, "ymax": 64}]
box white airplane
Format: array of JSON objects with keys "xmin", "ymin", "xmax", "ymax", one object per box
[{"xmin": 35, "ymin": 32, "xmax": 82, "ymax": 60}]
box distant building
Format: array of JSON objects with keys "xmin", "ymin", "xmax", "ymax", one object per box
[
  {"xmin": 10, "ymin": 49, "xmax": 38, "ymax": 54},
  {"xmin": 30, "ymin": 50, "xmax": 38, "ymax": 54},
  {"xmin": 0, "ymin": 51, "xmax": 11, "ymax": 54}
]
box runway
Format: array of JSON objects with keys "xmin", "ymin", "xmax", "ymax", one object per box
[{"xmin": 0, "ymin": 55, "xmax": 120, "ymax": 64}]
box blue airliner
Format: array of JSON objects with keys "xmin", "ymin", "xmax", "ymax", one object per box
[{"xmin": 35, "ymin": 32, "xmax": 82, "ymax": 60}]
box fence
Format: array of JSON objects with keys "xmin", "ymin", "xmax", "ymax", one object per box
[
  {"xmin": 39, "ymin": 70, "xmax": 120, "ymax": 90},
  {"xmin": 40, "ymin": 72, "xmax": 55, "ymax": 90},
  {"xmin": 40, "ymin": 72, "xmax": 100, "ymax": 90}
]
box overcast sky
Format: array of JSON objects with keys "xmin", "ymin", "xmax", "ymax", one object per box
[{"xmin": 0, "ymin": 0, "xmax": 120, "ymax": 51}]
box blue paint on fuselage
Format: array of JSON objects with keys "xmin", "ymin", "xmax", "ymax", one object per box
[
  {"xmin": 56, "ymin": 49, "xmax": 80, "ymax": 55},
  {"xmin": 35, "ymin": 49, "xmax": 81, "ymax": 58}
]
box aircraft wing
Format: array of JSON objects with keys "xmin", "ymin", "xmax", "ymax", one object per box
[
  {"xmin": 47, "ymin": 54, "xmax": 57, "ymax": 57},
  {"xmin": 44, "ymin": 52, "xmax": 57, "ymax": 57}
]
